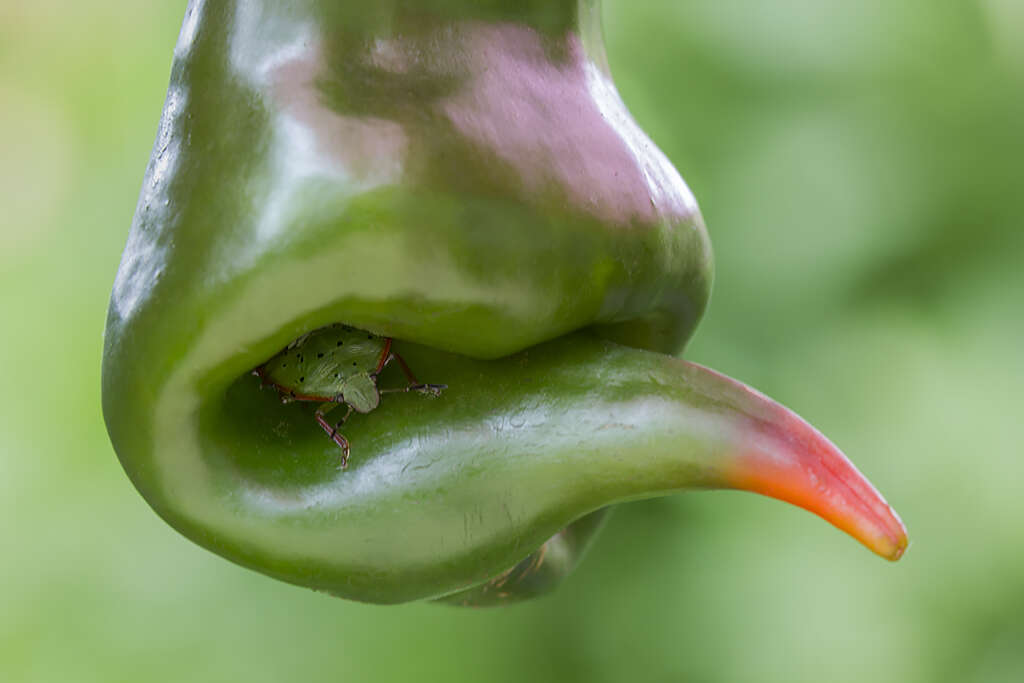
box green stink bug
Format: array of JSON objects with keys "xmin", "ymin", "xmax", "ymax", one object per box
[{"xmin": 253, "ymin": 324, "xmax": 445, "ymax": 468}]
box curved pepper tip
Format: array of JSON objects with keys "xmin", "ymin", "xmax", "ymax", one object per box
[
  {"xmin": 729, "ymin": 448, "xmax": 909, "ymax": 561},
  {"xmin": 728, "ymin": 419, "xmax": 908, "ymax": 561},
  {"xmin": 693, "ymin": 364, "xmax": 909, "ymax": 561}
]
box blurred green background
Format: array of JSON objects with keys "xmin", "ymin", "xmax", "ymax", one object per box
[{"xmin": 2, "ymin": 1, "xmax": 1022, "ymax": 681}]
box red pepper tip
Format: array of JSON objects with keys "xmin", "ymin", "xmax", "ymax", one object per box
[{"xmin": 684, "ymin": 363, "xmax": 909, "ymax": 561}]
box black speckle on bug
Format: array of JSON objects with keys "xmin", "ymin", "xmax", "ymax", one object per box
[
  {"xmin": 337, "ymin": 341, "xmax": 343, "ymax": 347},
  {"xmin": 317, "ymin": 353, "xmax": 324, "ymax": 358},
  {"xmin": 367, "ymin": 334, "xmax": 373, "ymax": 340},
  {"xmin": 352, "ymin": 362, "xmax": 357, "ymax": 366},
  {"xmin": 282, "ymin": 363, "xmax": 287, "ymax": 368}
]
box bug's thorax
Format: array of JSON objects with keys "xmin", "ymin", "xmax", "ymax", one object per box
[{"xmin": 259, "ymin": 324, "xmax": 390, "ymax": 403}]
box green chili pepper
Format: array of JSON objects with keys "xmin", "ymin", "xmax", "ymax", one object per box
[{"xmin": 103, "ymin": 0, "xmax": 907, "ymax": 605}]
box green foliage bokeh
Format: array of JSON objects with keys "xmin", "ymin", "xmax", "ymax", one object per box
[{"xmin": 1, "ymin": 1, "xmax": 1022, "ymax": 681}]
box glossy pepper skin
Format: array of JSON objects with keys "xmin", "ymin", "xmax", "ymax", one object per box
[{"xmin": 103, "ymin": 0, "xmax": 907, "ymax": 605}]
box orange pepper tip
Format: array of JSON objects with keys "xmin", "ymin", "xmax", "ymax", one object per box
[{"xmin": 691, "ymin": 366, "xmax": 909, "ymax": 561}]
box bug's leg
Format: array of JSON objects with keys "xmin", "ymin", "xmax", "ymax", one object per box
[
  {"xmin": 382, "ymin": 351, "xmax": 446, "ymax": 396},
  {"xmin": 389, "ymin": 350, "xmax": 419, "ymax": 384},
  {"xmin": 314, "ymin": 402, "xmax": 352, "ymax": 468},
  {"xmin": 379, "ymin": 383, "xmax": 447, "ymax": 397},
  {"xmin": 373, "ymin": 342, "xmax": 445, "ymax": 397}
]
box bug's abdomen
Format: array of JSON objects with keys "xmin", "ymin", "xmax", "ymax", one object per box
[{"xmin": 261, "ymin": 324, "xmax": 388, "ymax": 398}]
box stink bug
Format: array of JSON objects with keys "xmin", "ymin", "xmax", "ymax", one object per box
[{"xmin": 253, "ymin": 324, "xmax": 446, "ymax": 468}]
